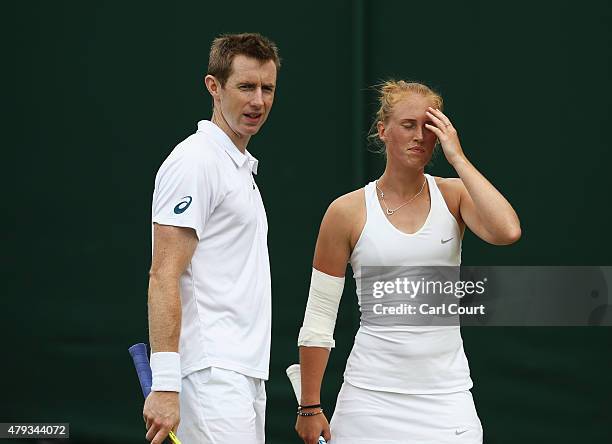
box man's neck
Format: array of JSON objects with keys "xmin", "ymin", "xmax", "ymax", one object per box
[{"xmin": 211, "ymin": 109, "xmax": 250, "ymax": 153}]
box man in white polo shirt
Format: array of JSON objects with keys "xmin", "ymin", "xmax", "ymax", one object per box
[{"xmin": 143, "ymin": 33, "xmax": 280, "ymax": 444}]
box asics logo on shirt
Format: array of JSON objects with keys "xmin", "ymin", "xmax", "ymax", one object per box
[{"xmin": 174, "ymin": 196, "xmax": 193, "ymax": 214}]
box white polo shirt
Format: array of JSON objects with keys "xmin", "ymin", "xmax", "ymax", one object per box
[{"xmin": 151, "ymin": 120, "xmax": 271, "ymax": 380}]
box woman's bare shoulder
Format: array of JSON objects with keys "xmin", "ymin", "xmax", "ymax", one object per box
[
  {"xmin": 328, "ymin": 188, "xmax": 366, "ymax": 215},
  {"xmin": 433, "ymin": 176, "xmax": 464, "ymax": 226},
  {"xmin": 322, "ymin": 188, "xmax": 367, "ymax": 249},
  {"xmin": 434, "ymin": 175, "xmax": 462, "ymax": 187},
  {"xmin": 434, "ymin": 176, "xmax": 464, "ymax": 197}
]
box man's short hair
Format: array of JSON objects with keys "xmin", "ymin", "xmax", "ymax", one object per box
[{"xmin": 208, "ymin": 33, "xmax": 281, "ymax": 86}]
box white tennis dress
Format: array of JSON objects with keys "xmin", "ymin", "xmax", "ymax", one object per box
[{"xmin": 330, "ymin": 175, "xmax": 483, "ymax": 444}]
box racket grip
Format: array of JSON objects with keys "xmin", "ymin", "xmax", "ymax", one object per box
[
  {"xmin": 128, "ymin": 343, "xmax": 153, "ymax": 398},
  {"xmin": 286, "ymin": 364, "xmax": 328, "ymax": 444},
  {"xmin": 129, "ymin": 344, "xmax": 183, "ymax": 444}
]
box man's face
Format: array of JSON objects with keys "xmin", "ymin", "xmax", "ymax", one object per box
[
  {"xmin": 378, "ymin": 93, "xmax": 438, "ymax": 168},
  {"xmin": 214, "ymin": 55, "xmax": 277, "ymax": 138}
]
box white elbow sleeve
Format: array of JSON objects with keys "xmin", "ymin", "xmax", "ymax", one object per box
[{"xmin": 297, "ymin": 268, "xmax": 345, "ymax": 349}]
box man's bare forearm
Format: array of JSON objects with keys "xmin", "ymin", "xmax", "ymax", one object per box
[
  {"xmin": 299, "ymin": 346, "xmax": 330, "ymax": 405},
  {"xmin": 148, "ymin": 273, "xmax": 181, "ymax": 353}
]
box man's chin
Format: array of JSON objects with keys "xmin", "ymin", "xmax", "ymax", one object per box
[{"xmin": 240, "ymin": 125, "xmax": 262, "ymax": 136}]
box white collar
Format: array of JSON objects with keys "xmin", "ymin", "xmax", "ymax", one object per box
[{"xmin": 197, "ymin": 120, "xmax": 259, "ymax": 174}]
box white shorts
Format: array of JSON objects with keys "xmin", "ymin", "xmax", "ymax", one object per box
[
  {"xmin": 176, "ymin": 367, "xmax": 266, "ymax": 444},
  {"xmin": 330, "ymin": 382, "xmax": 483, "ymax": 444}
]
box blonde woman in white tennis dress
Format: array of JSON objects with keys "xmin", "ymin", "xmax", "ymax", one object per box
[{"xmin": 295, "ymin": 81, "xmax": 521, "ymax": 444}]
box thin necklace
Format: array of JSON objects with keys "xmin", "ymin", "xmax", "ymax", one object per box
[{"xmin": 375, "ymin": 177, "xmax": 427, "ymax": 216}]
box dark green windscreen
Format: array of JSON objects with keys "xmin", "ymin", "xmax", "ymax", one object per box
[{"xmin": 2, "ymin": 1, "xmax": 611, "ymax": 443}]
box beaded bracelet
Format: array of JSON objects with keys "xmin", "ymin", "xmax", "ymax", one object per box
[{"xmin": 297, "ymin": 408, "xmax": 324, "ymax": 417}]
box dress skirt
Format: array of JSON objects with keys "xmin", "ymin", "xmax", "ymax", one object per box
[{"xmin": 330, "ymin": 382, "xmax": 483, "ymax": 444}]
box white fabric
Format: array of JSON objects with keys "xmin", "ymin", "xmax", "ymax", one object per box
[
  {"xmin": 330, "ymin": 381, "xmax": 482, "ymax": 444},
  {"xmin": 345, "ymin": 175, "xmax": 473, "ymax": 394},
  {"xmin": 151, "ymin": 120, "xmax": 271, "ymax": 380},
  {"xmin": 150, "ymin": 352, "xmax": 181, "ymax": 392},
  {"xmin": 297, "ymin": 268, "xmax": 345, "ymax": 349},
  {"xmin": 177, "ymin": 367, "xmax": 266, "ymax": 444}
]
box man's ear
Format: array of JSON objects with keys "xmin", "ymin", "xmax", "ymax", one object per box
[
  {"xmin": 377, "ymin": 121, "xmax": 386, "ymax": 142},
  {"xmin": 204, "ymin": 75, "xmax": 220, "ymax": 100}
]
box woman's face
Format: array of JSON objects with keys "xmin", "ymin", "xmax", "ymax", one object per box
[{"xmin": 377, "ymin": 93, "xmax": 438, "ymax": 169}]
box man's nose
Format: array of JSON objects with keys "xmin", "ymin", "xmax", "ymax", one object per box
[{"xmin": 251, "ymin": 88, "xmax": 264, "ymax": 107}]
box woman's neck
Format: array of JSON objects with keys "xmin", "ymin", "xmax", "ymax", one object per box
[{"xmin": 378, "ymin": 163, "xmax": 426, "ymax": 200}]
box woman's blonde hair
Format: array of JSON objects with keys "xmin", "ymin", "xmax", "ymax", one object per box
[{"xmin": 367, "ymin": 80, "xmax": 443, "ymax": 154}]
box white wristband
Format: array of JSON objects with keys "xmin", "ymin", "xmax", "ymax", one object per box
[{"xmin": 150, "ymin": 352, "xmax": 182, "ymax": 393}]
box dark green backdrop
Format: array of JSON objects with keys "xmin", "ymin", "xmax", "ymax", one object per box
[{"xmin": 3, "ymin": 1, "xmax": 611, "ymax": 443}]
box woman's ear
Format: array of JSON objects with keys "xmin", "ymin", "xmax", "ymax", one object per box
[{"xmin": 377, "ymin": 121, "xmax": 386, "ymax": 142}]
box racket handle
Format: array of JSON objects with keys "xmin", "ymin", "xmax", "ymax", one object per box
[
  {"xmin": 128, "ymin": 343, "xmax": 153, "ymax": 398},
  {"xmin": 129, "ymin": 344, "xmax": 183, "ymax": 444}
]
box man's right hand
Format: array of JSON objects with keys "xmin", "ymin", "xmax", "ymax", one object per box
[
  {"xmin": 143, "ymin": 391, "xmax": 180, "ymax": 444},
  {"xmin": 295, "ymin": 412, "xmax": 331, "ymax": 444}
]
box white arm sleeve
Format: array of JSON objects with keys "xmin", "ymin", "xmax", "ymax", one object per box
[{"xmin": 297, "ymin": 268, "xmax": 345, "ymax": 349}]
